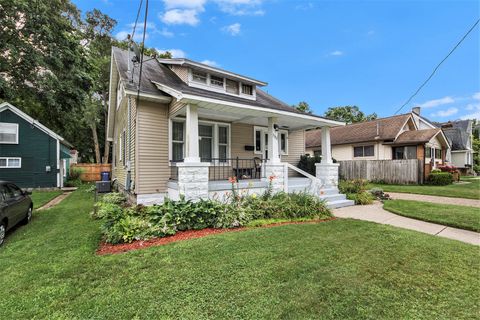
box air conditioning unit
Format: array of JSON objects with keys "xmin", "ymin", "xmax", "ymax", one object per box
[{"xmin": 96, "ymin": 181, "xmax": 111, "ymax": 193}]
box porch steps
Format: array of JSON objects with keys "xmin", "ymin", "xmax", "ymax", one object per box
[{"xmin": 287, "ymin": 178, "xmax": 355, "ymax": 209}]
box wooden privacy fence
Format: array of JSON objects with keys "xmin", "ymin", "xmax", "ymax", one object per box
[
  {"xmin": 339, "ymin": 159, "xmax": 423, "ymax": 184},
  {"xmin": 71, "ymin": 163, "xmax": 111, "ymax": 182}
]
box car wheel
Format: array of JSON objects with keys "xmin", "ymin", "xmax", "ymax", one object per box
[
  {"xmin": 23, "ymin": 207, "xmax": 33, "ymax": 225},
  {"xmin": 0, "ymin": 222, "xmax": 6, "ymax": 247}
]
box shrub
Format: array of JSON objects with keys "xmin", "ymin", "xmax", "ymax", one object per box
[
  {"xmin": 96, "ymin": 191, "xmax": 332, "ymax": 244},
  {"xmin": 69, "ymin": 167, "xmax": 84, "ymax": 180},
  {"xmin": 426, "ymin": 172, "xmax": 453, "ymax": 186},
  {"xmin": 347, "ymin": 191, "xmax": 374, "ymax": 205},
  {"xmin": 101, "ymin": 192, "xmax": 127, "ymax": 205},
  {"xmin": 431, "ymin": 168, "xmax": 442, "ymax": 173},
  {"xmin": 298, "ymin": 155, "xmax": 322, "ymax": 176},
  {"xmin": 369, "ymin": 187, "xmax": 391, "ymax": 201},
  {"xmin": 338, "ymin": 179, "xmax": 368, "ymax": 194}
]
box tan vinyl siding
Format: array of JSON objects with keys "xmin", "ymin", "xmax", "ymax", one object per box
[
  {"xmin": 112, "ymin": 95, "xmax": 136, "ymax": 191},
  {"xmin": 136, "ymin": 101, "xmax": 170, "ymax": 194},
  {"xmin": 170, "ymin": 65, "xmax": 189, "ymax": 83}
]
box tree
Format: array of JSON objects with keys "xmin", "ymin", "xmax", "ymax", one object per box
[
  {"xmin": 293, "ymin": 101, "xmax": 312, "ymax": 114},
  {"xmin": 0, "ymin": 0, "xmax": 92, "ymax": 158},
  {"xmin": 324, "ymin": 106, "xmax": 377, "ymax": 124}
]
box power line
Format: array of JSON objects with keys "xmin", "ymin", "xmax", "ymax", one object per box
[
  {"xmin": 135, "ymin": 0, "xmax": 149, "ymax": 107},
  {"xmin": 131, "ymin": 0, "xmax": 144, "ymax": 40},
  {"xmin": 394, "ymin": 18, "xmax": 480, "ymax": 115}
]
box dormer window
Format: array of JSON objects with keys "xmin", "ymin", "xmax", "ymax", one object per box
[
  {"xmin": 241, "ymin": 84, "xmax": 253, "ymax": 95},
  {"xmin": 192, "ymin": 70, "xmax": 207, "ymax": 84},
  {"xmin": 226, "ymin": 79, "xmax": 239, "ymax": 94},
  {"xmin": 210, "ymin": 75, "xmax": 224, "ymax": 88}
]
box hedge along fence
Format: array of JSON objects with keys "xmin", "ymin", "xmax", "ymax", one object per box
[
  {"xmin": 71, "ymin": 163, "xmax": 111, "ymax": 182},
  {"xmin": 339, "ymin": 159, "xmax": 422, "ymax": 184}
]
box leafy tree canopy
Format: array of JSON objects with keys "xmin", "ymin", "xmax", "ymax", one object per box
[
  {"xmin": 293, "ymin": 101, "xmax": 312, "ymax": 114},
  {"xmin": 324, "ymin": 106, "xmax": 377, "ymax": 124}
]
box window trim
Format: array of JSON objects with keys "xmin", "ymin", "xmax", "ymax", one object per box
[
  {"xmin": 169, "ymin": 118, "xmax": 231, "ymax": 165},
  {"xmin": 353, "ymin": 145, "xmax": 375, "ymax": 158},
  {"xmin": 253, "ymin": 126, "xmax": 289, "ymax": 156},
  {"xmin": 0, "ymin": 122, "xmax": 19, "ymax": 144},
  {"xmin": 0, "ymin": 157, "xmax": 22, "ymax": 168}
]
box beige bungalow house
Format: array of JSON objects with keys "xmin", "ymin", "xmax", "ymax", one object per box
[
  {"xmin": 106, "ymin": 47, "xmax": 353, "ymax": 208},
  {"xmin": 306, "ymin": 113, "xmax": 450, "ymax": 178}
]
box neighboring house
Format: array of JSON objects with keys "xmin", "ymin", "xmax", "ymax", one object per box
[
  {"xmin": 0, "ymin": 102, "xmax": 72, "ymax": 188},
  {"xmin": 306, "ymin": 112, "xmax": 450, "ymax": 178},
  {"xmin": 107, "ymin": 46, "xmax": 353, "ymax": 208},
  {"xmin": 436, "ymin": 119, "xmax": 474, "ymax": 174}
]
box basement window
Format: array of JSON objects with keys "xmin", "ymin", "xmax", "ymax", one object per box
[
  {"xmin": 0, "ymin": 122, "xmax": 19, "ymax": 144},
  {"xmin": 0, "ymin": 157, "xmax": 21, "ymax": 168}
]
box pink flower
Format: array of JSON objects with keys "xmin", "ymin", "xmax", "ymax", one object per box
[{"xmin": 268, "ymin": 175, "xmax": 276, "ymax": 182}]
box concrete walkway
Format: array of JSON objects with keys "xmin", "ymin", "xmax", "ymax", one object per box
[
  {"xmin": 333, "ymin": 202, "xmax": 480, "ymax": 246},
  {"xmin": 37, "ymin": 192, "xmax": 72, "ymax": 211},
  {"xmin": 388, "ymin": 192, "xmax": 480, "ymax": 208}
]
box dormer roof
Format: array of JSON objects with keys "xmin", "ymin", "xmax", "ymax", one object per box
[{"xmin": 156, "ymin": 58, "xmax": 268, "ymax": 86}]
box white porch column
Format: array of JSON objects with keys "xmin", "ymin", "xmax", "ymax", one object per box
[
  {"xmin": 267, "ymin": 117, "xmax": 280, "ymax": 163},
  {"xmin": 316, "ymin": 126, "xmax": 339, "ymax": 188},
  {"xmin": 184, "ymin": 104, "xmax": 200, "ymax": 163},
  {"xmin": 321, "ymin": 126, "xmax": 333, "ymax": 164}
]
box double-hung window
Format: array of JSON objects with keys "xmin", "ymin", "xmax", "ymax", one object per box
[
  {"xmin": 210, "ymin": 75, "xmax": 224, "ymax": 88},
  {"xmin": 435, "ymin": 148, "xmax": 442, "ymax": 159},
  {"xmin": 254, "ymin": 127, "xmax": 288, "ymax": 157},
  {"xmin": 0, "ymin": 123, "xmax": 19, "ymax": 144},
  {"xmin": 280, "ymin": 132, "xmax": 288, "ymax": 155},
  {"xmin": 0, "ymin": 157, "xmax": 21, "ymax": 168},
  {"xmin": 172, "ymin": 121, "xmax": 185, "ymax": 162},
  {"xmin": 218, "ymin": 126, "xmax": 229, "ymax": 161},
  {"xmin": 354, "ymin": 145, "xmax": 374, "ymax": 157},
  {"xmin": 192, "ymin": 70, "xmax": 207, "ymax": 84}
]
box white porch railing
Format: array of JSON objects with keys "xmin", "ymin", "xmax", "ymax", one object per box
[{"xmin": 285, "ymin": 163, "xmax": 325, "ymax": 195}]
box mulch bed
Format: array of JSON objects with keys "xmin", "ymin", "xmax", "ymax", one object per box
[{"xmin": 96, "ymin": 217, "xmax": 336, "ymax": 255}]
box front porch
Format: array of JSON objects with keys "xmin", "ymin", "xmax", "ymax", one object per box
[{"xmin": 162, "ymin": 99, "xmax": 353, "ymax": 208}]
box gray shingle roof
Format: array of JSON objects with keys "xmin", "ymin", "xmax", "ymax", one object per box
[
  {"xmin": 112, "ymin": 47, "xmax": 331, "ymax": 120},
  {"xmin": 435, "ymin": 120, "xmax": 472, "ymax": 150}
]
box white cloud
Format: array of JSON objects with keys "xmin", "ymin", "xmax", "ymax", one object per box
[
  {"xmin": 163, "ymin": 0, "xmax": 206, "ymax": 9},
  {"xmin": 295, "ymin": 2, "xmax": 314, "ymax": 10},
  {"xmin": 201, "ymin": 59, "xmax": 220, "ymax": 67},
  {"xmin": 473, "ymin": 92, "xmax": 480, "ymax": 100},
  {"xmin": 431, "ymin": 107, "xmax": 459, "ymax": 117},
  {"xmin": 416, "ymin": 96, "xmax": 455, "ymax": 109},
  {"xmin": 214, "ymin": 0, "xmax": 265, "ymax": 16},
  {"xmin": 461, "ymin": 102, "xmax": 480, "ymax": 119},
  {"xmin": 161, "ymin": 9, "xmax": 202, "ymax": 26},
  {"xmin": 157, "ymin": 48, "xmax": 187, "ymax": 58},
  {"xmin": 222, "ymin": 23, "xmax": 241, "ymax": 36},
  {"xmin": 328, "ymin": 50, "xmax": 344, "ymax": 56},
  {"xmin": 159, "ymin": 28, "xmax": 174, "ymax": 37},
  {"xmin": 115, "ymin": 31, "xmax": 129, "ymax": 41}
]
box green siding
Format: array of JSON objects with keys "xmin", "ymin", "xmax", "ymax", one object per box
[{"xmin": 0, "ymin": 109, "xmax": 58, "ymax": 188}]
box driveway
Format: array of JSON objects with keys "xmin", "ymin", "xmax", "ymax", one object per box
[{"xmin": 333, "ymin": 202, "xmax": 480, "ymax": 246}]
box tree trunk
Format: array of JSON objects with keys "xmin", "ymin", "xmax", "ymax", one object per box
[
  {"xmin": 102, "ymin": 93, "xmax": 110, "ymax": 164},
  {"xmin": 91, "ymin": 123, "xmax": 101, "ymax": 164}
]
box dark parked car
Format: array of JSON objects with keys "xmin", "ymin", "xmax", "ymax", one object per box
[{"xmin": 0, "ymin": 181, "xmax": 33, "ymax": 246}]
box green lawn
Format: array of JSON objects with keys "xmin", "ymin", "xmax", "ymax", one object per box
[
  {"xmin": 369, "ymin": 177, "xmax": 480, "ymax": 199},
  {"xmin": 30, "ymin": 190, "xmax": 63, "ymax": 209},
  {"xmin": 0, "ymin": 189, "xmax": 479, "ymax": 319},
  {"xmin": 384, "ymin": 199, "xmax": 480, "ymax": 232}
]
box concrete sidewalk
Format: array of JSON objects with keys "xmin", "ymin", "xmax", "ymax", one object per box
[
  {"xmin": 333, "ymin": 202, "xmax": 480, "ymax": 246},
  {"xmin": 387, "ymin": 192, "xmax": 480, "ymax": 208}
]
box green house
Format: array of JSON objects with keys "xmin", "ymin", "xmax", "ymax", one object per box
[{"xmin": 0, "ymin": 102, "xmax": 73, "ymax": 188}]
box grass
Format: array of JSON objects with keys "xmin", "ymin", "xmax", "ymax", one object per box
[
  {"xmin": 384, "ymin": 200, "xmax": 480, "ymax": 232},
  {"xmin": 0, "ymin": 188, "xmax": 479, "ymax": 319},
  {"xmin": 369, "ymin": 176, "xmax": 480, "ymax": 199},
  {"xmin": 30, "ymin": 190, "xmax": 63, "ymax": 209}
]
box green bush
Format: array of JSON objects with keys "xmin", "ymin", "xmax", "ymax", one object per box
[
  {"xmin": 96, "ymin": 192, "xmax": 331, "ymax": 244},
  {"xmin": 69, "ymin": 167, "xmax": 84, "ymax": 180},
  {"xmin": 426, "ymin": 172, "xmax": 453, "ymax": 186},
  {"xmin": 431, "ymin": 168, "xmax": 442, "ymax": 174},
  {"xmin": 101, "ymin": 192, "xmax": 127, "ymax": 205},
  {"xmin": 338, "ymin": 179, "xmax": 368, "ymax": 194},
  {"xmin": 347, "ymin": 191, "xmax": 374, "ymax": 205},
  {"xmin": 298, "ymin": 155, "xmax": 322, "ymax": 176}
]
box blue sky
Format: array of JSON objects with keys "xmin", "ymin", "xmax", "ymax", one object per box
[{"xmin": 75, "ymin": 0, "xmax": 480, "ymax": 120}]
